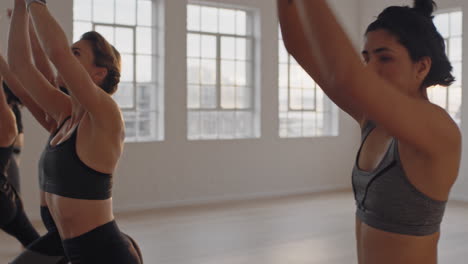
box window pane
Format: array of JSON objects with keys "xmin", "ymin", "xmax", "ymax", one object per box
[
  {"xmin": 201, "ymin": 35, "xmax": 217, "ymax": 59},
  {"xmin": 93, "ymin": 0, "xmax": 114, "ymax": 23},
  {"xmin": 188, "ymin": 85, "xmax": 200, "ymax": 108},
  {"xmin": 289, "ymin": 64, "xmax": 302, "ymax": 88},
  {"xmin": 74, "ymin": 0, "xmax": 92, "ymax": 21},
  {"xmin": 236, "ymin": 87, "xmax": 251, "ymax": 109},
  {"xmin": 116, "ymin": 0, "xmax": 136, "ymax": 25},
  {"xmin": 138, "ymin": 0, "xmax": 153, "ymax": 26},
  {"xmin": 187, "ymin": 5, "xmax": 201, "ymax": 31},
  {"xmin": 137, "ymin": 84, "xmax": 155, "ymax": 111},
  {"xmin": 137, "ymin": 27, "xmax": 153, "ymax": 54},
  {"xmin": 279, "ymin": 88, "xmax": 288, "ymax": 111},
  {"xmin": 200, "ymin": 59, "xmax": 216, "ymax": 85},
  {"xmin": 279, "ymin": 64, "xmax": 288, "ymax": 88},
  {"xmin": 236, "ymin": 38, "xmax": 247, "ymax": 60},
  {"xmin": 287, "ymin": 112, "xmax": 302, "ymax": 137},
  {"xmin": 138, "ymin": 111, "xmax": 155, "ymax": 138},
  {"xmin": 236, "ymin": 11, "xmax": 246, "ymax": 35},
  {"xmin": 218, "ymin": 111, "xmax": 235, "ymax": 138},
  {"xmin": 303, "ymin": 112, "xmax": 317, "ymax": 137},
  {"xmin": 449, "ymin": 37, "xmax": 462, "ymax": 61},
  {"xmin": 279, "ymin": 42, "xmax": 289, "ymax": 63},
  {"xmin": 95, "ymin": 25, "xmax": 115, "ymax": 45},
  {"xmin": 121, "ymin": 54, "xmax": 134, "ymax": 82},
  {"xmin": 448, "ymin": 86, "xmax": 462, "ymax": 114},
  {"xmin": 115, "ymin": 27, "xmax": 134, "ymax": 54},
  {"xmin": 221, "ymin": 60, "xmax": 235, "ymax": 85},
  {"xmin": 235, "ymin": 61, "xmax": 246, "ymax": 86},
  {"xmin": 187, "ymin": 33, "xmax": 201, "ymax": 58},
  {"xmin": 123, "ymin": 111, "xmax": 137, "ymax": 138},
  {"xmin": 450, "ymin": 12, "xmax": 462, "ymax": 36},
  {"xmin": 219, "ymin": 8, "xmax": 236, "ymax": 34},
  {"xmin": 188, "ymin": 111, "xmax": 200, "ymax": 139},
  {"xmin": 316, "ymin": 89, "xmax": 324, "ymax": 112},
  {"xmin": 236, "ymin": 111, "xmax": 252, "ymax": 137},
  {"xmin": 221, "ymin": 37, "xmax": 236, "ymax": 60},
  {"xmin": 200, "ymin": 111, "xmax": 218, "ymax": 138},
  {"xmin": 187, "ymin": 58, "xmax": 201, "ymax": 84},
  {"xmin": 429, "ymin": 86, "xmax": 447, "ymax": 109},
  {"xmin": 303, "ymin": 89, "xmax": 315, "ymax": 110},
  {"xmin": 136, "ymin": 55, "xmax": 152, "ymax": 82},
  {"xmin": 452, "ymin": 61, "xmax": 462, "ymax": 86},
  {"xmin": 201, "ymin": 7, "xmax": 218, "ymax": 33},
  {"xmin": 434, "ymin": 13, "xmax": 449, "ymax": 38},
  {"xmin": 113, "ymin": 82, "xmax": 134, "ymax": 108},
  {"xmin": 73, "ymin": 22, "xmax": 92, "ymax": 42},
  {"xmin": 221, "ymin": 86, "xmax": 235, "ymax": 109},
  {"xmin": 290, "ymin": 89, "xmax": 302, "ymax": 110},
  {"xmin": 200, "ymin": 85, "xmax": 216, "ymax": 108}
]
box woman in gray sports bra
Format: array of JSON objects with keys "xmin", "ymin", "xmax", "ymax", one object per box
[{"xmin": 279, "ymin": 0, "xmax": 461, "ymax": 263}]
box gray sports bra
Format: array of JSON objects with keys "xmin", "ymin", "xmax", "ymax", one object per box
[{"xmin": 352, "ymin": 121, "xmax": 447, "ymax": 236}]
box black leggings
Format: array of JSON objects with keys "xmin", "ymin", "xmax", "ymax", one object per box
[
  {"xmin": 62, "ymin": 220, "xmax": 142, "ymax": 264},
  {"xmin": 6, "ymin": 152, "xmax": 20, "ymax": 193},
  {"xmin": 0, "ymin": 176, "xmax": 39, "ymax": 247},
  {"xmin": 9, "ymin": 207, "xmax": 68, "ymax": 264}
]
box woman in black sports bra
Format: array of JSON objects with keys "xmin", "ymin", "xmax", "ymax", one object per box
[
  {"xmin": 9, "ymin": 0, "xmax": 142, "ymax": 263},
  {"xmin": 279, "ymin": 0, "xmax": 461, "ymax": 264}
]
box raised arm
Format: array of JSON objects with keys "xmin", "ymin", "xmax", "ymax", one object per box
[
  {"xmin": 7, "ymin": 8, "xmax": 55, "ymax": 84},
  {"xmin": 0, "ymin": 54, "xmax": 56, "ymax": 132},
  {"xmin": 0, "ymin": 76, "xmax": 17, "ymax": 147},
  {"xmin": 8, "ymin": 0, "xmax": 70, "ymax": 126},
  {"xmin": 28, "ymin": 1, "xmax": 122, "ymax": 129},
  {"xmin": 278, "ymin": 0, "xmax": 364, "ymax": 123},
  {"xmin": 291, "ymin": 0, "xmax": 460, "ymax": 156},
  {"xmin": 28, "ymin": 18, "xmax": 56, "ymax": 85}
]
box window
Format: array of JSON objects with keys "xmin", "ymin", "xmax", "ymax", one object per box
[
  {"xmin": 432, "ymin": 10, "xmax": 463, "ymax": 124},
  {"xmin": 278, "ymin": 29, "xmax": 338, "ymax": 138},
  {"xmin": 74, "ymin": 0, "xmax": 163, "ymax": 141},
  {"xmin": 187, "ymin": 3, "xmax": 259, "ymax": 140}
]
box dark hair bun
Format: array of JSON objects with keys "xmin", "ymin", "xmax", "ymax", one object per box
[{"xmin": 413, "ymin": 0, "xmax": 436, "ymax": 17}]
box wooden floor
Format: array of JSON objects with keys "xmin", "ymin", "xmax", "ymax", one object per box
[{"xmin": 0, "ymin": 191, "xmax": 467, "ymax": 263}]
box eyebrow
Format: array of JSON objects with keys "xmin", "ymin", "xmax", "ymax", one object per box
[{"xmin": 361, "ymin": 47, "xmax": 394, "ymax": 55}]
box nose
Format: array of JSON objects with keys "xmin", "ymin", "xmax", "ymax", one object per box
[{"xmin": 365, "ymin": 58, "xmax": 383, "ymax": 77}]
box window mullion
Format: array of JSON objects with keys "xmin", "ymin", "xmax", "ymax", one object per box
[{"xmin": 216, "ymin": 34, "xmax": 222, "ymax": 110}]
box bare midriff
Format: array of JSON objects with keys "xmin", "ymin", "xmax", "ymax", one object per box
[
  {"xmin": 356, "ymin": 217, "xmax": 439, "ymax": 264},
  {"xmin": 45, "ymin": 192, "xmax": 114, "ymax": 239}
]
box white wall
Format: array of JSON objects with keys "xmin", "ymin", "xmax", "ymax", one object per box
[
  {"xmin": 0, "ymin": 0, "xmax": 361, "ymax": 220},
  {"xmin": 358, "ymin": 0, "xmax": 468, "ymax": 202}
]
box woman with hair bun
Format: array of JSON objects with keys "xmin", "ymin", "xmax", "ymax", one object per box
[
  {"xmin": 279, "ymin": 0, "xmax": 460, "ymax": 263},
  {"xmin": 8, "ymin": 0, "xmax": 143, "ymax": 263}
]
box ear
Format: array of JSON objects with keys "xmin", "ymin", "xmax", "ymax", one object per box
[
  {"xmin": 416, "ymin": 56, "xmax": 432, "ymax": 83},
  {"xmin": 93, "ymin": 67, "xmax": 108, "ymax": 84}
]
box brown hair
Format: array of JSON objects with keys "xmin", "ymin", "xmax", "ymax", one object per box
[{"xmin": 80, "ymin": 31, "xmax": 121, "ymax": 94}]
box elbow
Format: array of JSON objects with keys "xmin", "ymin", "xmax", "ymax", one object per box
[{"xmin": 282, "ymin": 38, "xmax": 297, "ymax": 58}]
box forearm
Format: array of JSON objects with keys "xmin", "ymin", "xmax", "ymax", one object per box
[
  {"xmin": 0, "ymin": 55, "xmax": 55, "ymax": 132},
  {"xmin": 8, "ymin": 0, "xmax": 34, "ymax": 74},
  {"xmin": 29, "ymin": 19, "xmax": 56, "ymax": 84},
  {"xmin": 277, "ymin": 0, "xmax": 326, "ymax": 87},
  {"xmin": 293, "ymin": 0, "xmax": 364, "ymax": 89},
  {"xmin": 28, "ymin": 3, "xmax": 71, "ymax": 68}
]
